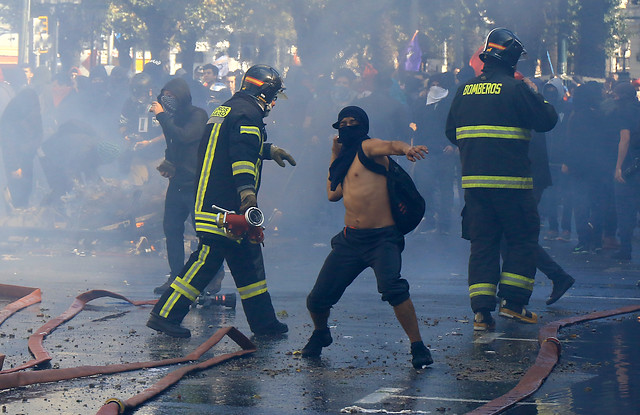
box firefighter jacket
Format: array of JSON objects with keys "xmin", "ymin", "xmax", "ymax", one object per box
[
  {"xmin": 194, "ymin": 91, "xmax": 274, "ymax": 239},
  {"xmin": 445, "ymin": 63, "xmax": 558, "ymax": 189}
]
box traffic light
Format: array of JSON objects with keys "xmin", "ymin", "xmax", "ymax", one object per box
[
  {"xmin": 32, "ymin": 16, "xmax": 49, "ymax": 53},
  {"xmin": 39, "ymin": 16, "xmax": 48, "ymax": 34}
]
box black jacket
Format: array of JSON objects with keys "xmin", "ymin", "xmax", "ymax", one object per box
[
  {"xmin": 194, "ymin": 91, "xmax": 274, "ymax": 239},
  {"xmin": 156, "ymin": 78, "xmax": 208, "ymax": 187},
  {"xmin": 445, "ymin": 62, "xmax": 557, "ymax": 189}
]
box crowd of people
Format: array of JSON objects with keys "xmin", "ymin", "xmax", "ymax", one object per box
[{"xmin": 2, "ymin": 28, "xmax": 640, "ymax": 369}]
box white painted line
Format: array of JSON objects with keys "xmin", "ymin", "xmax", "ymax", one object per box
[
  {"xmin": 473, "ymin": 332, "xmax": 537, "ymax": 343},
  {"xmin": 356, "ymin": 388, "xmax": 404, "ymax": 404},
  {"xmin": 393, "ymin": 395, "xmax": 559, "ymax": 406},
  {"xmin": 473, "ymin": 332, "xmax": 504, "ymax": 344}
]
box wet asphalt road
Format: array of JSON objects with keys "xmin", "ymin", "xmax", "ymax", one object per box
[{"xmin": 1, "ymin": 224, "xmax": 639, "ymax": 415}]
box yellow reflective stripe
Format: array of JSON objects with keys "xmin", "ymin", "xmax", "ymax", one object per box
[
  {"xmin": 232, "ymin": 160, "xmax": 256, "ymax": 176},
  {"xmin": 456, "ymin": 125, "xmax": 531, "ymax": 140},
  {"xmin": 469, "ymin": 283, "xmax": 497, "ymax": 298},
  {"xmin": 238, "ymin": 279, "xmax": 268, "ymax": 300},
  {"xmin": 171, "ymin": 277, "xmax": 200, "ymax": 301},
  {"xmin": 462, "ymin": 175, "xmax": 533, "ymax": 189},
  {"xmin": 195, "ymin": 123, "xmax": 221, "ymax": 212},
  {"xmin": 500, "ymin": 272, "xmax": 535, "ymax": 291},
  {"xmin": 159, "ymin": 246, "xmax": 210, "ymax": 317},
  {"xmin": 240, "ymin": 125, "xmax": 261, "ymax": 138},
  {"xmin": 255, "ymin": 158, "xmax": 262, "ymax": 187}
]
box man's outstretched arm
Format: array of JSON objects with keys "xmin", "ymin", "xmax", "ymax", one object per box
[{"xmin": 362, "ymin": 138, "xmax": 428, "ymax": 162}]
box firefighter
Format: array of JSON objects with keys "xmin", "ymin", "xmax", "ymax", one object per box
[
  {"xmin": 445, "ymin": 28, "xmax": 558, "ymax": 330},
  {"xmin": 147, "ymin": 64, "xmax": 295, "ymax": 337}
]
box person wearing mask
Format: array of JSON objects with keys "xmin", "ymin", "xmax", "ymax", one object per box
[
  {"xmin": 446, "ymin": 28, "xmax": 558, "ymax": 330},
  {"xmin": 300, "ymin": 106, "xmax": 433, "ymax": 369},
  {"xmin": 147, "ymin": 65, "xmax": 295, "ymax": 337},
  {"xmin": 147, "ymin": 78, "xmax": 208, "ymax": 295},
  {"xmin": 412, "ymin": 71, "xmax": 458, "ymax": 234}
]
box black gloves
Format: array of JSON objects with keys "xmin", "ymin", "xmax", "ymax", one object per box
[{"xmin": 270, "ymin": 145, "xmax": 296, "ymax": 167}]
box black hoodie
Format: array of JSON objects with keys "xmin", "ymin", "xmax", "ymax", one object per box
[{"xmin": 156, "ymin": 77, "xmax": 208, "ymax": 187}]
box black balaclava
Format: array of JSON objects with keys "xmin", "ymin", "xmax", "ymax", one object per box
[{"xmin": 328, "ymin": 106, "xmax": 370, "ymax": 191}]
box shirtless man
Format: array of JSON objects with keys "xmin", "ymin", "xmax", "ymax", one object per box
[{"xmin": 301, "ymin": 106, "xmax": 433, "ymax": 369}]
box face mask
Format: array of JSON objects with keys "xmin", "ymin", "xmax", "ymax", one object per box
[
  {"xmin": 337, "ymin": 124, "xmax": 366, "ymax": 145},
  {"xmin": 160, "ymin": 95, "xmax": 178, "ymax": 115}
]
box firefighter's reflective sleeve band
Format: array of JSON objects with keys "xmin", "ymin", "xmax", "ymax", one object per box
[
  {"xmin": 232, "ymin": 160, "xmax": 257, "ymax": 176},
  {"xmin": 469, "ymin": 283, "xmax": 497, "ymax": 298},
  {"xmin": 195, "ymin": 123, "xmax": 221, "ymax": 212},
  {"xmin": 160, "ymin": 246, "xmax": 210, "ymax": 318},
  {"xmin": 500, "ymin": 272, "xmax": 535, "ymax": 291},
  {"xmin": 237, "ymin": 279, "xmax": 268, "ymax": 300},
  {"xmin": 456, "ymin": 125, "xmax": 531, "ymax": 140},
  {"xmin": 240, "ymin": 125, "xmax": 261, "ymax": 139},
  {"xmin": 461, "ymin": 175, "xmax": 533, "ymax": 189}
]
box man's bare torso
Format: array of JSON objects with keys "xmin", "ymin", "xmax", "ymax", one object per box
[{"xmin": 342, "ymin": 153, "xmax": 395, "ymax": 229}]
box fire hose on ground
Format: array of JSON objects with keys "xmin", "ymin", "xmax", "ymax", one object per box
[
  {"xmin": 0, "ymin": 284, "xmax": 256, "ymax": 414},
  {"xmin": 466, "ymin": 303, "xmax": 640, "ymax": 415}
]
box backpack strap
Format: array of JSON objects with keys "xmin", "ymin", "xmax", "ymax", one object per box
[{"xmin": 357, "ymin": 141, "xmax": 388, "ymax": 176}]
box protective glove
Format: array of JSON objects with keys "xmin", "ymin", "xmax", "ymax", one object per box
[
  {"xmin": 156, "ymin": 159, "xmax": 176, "ymax": 178},
  {"xmin": 239, "ymin": 189, "xmax": 257, "ymax": 214},
  {"xmin": 270, "ymin": 145, "xmax": 296, "ymax": 167}
]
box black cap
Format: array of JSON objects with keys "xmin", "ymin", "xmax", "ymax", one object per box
[{"xmin": 332, "ymin": 105, "xmax": 369, "ymax": 133}]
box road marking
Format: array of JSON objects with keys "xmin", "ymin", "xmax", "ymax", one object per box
[
  {"xmin": 346, "ymin": 389, "xmax": 560, "ymax": 412},
  {"xmin": 356, "ymin": 388, "xmax": 404, "ymax": 404},
  {"xmin": 473, "ymin": 332, "xmax": 537, "ymax": 344}
]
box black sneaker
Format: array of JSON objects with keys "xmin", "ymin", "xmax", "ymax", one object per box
[
  {"xmin": 146, "ymin": 313, "xmax": 191, "ymax": 338},
  {"xmin": 546, "ymin": 275, "xmax": 575, "ymax": 305},
  {"xmin": 301, "ymin": 328, "xmax": 333, "ymax": 357},
  {"xmin": 498, "ymin": 300, "xmax": 537, "ymax": 324},
  {"xmin": 252, "ymin": 320, "xmax": 289, "ymax": 336},
  {"xmin": 410, "ymin": 341, "xmax": 434, "ymax": 369},
  {"xmin": 473, "ymin": 311, "xmax": 496, "ymax": 331}
]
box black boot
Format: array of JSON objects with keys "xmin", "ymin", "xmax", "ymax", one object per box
[
  {"xmin": 146, "ymin": 312, "xmax": 191, "ymax": 338},
  {"xmin": 301, "ymin": 328, "xmax": 333, "ymax": 357},
  {"xmin": 411, "ymin": 341, "xmax": 433, "ymax": 369},
  {"xmin": 546, "ymin": 275, "xmax": 575, "ymax": 305}
]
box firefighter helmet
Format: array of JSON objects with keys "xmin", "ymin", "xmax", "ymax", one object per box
[
  {"xmin": 240, "ymin": 64, "xmax": 285, "ymax": 104},
  {"xmin": 480, "ymin": 28, "xmax": 527, "ymax": 68}
]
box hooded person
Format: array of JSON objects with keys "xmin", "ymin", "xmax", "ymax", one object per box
[
  {"xmin": 302, "ymin": 105, "xmax": 433, "ymax": 369},
  {"xmin": 328, "ymin": 105, "xmax": 370, "ymax": 192},
  {"xmin": 149, "ymin": 77, "xmax": 210, "ymax": 295}
]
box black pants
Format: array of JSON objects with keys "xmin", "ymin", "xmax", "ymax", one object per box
[
  {"xmin": 163, "ymin": 181, "xmax": 196, "ymax": 279},
  {"xmin": 463, "ymin": 188, "xmax": 539, "ymax": 312},
  {"xmin": 307, "ymin": 226, "xmax": 410, "ymax": 314},
  {"xmin": 151, "ymin": 234, "xmax": 280, "ymax": 334}
]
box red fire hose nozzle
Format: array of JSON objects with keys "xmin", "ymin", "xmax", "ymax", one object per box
[{"xmin": 212, "ymin": 205, "xmax": 265, "ymax": 243}]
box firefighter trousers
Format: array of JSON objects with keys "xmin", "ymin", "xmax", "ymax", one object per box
[
  {"xmin": 151, "ymin": 234, "xmax": 280, "ymax": 334},
  {"xmin": 462, "ymin": 188, "xmax": 539, "ymax": 312}
]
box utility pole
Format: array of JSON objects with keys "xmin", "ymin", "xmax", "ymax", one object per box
[{"xmin": 19, "ymin": 0, "xmax": 32, "ymax": 65}]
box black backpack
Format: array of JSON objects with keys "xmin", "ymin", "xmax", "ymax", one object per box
[{"xmin": 357, "ymin": 145, "xmax": 426, "ymax": 234}]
